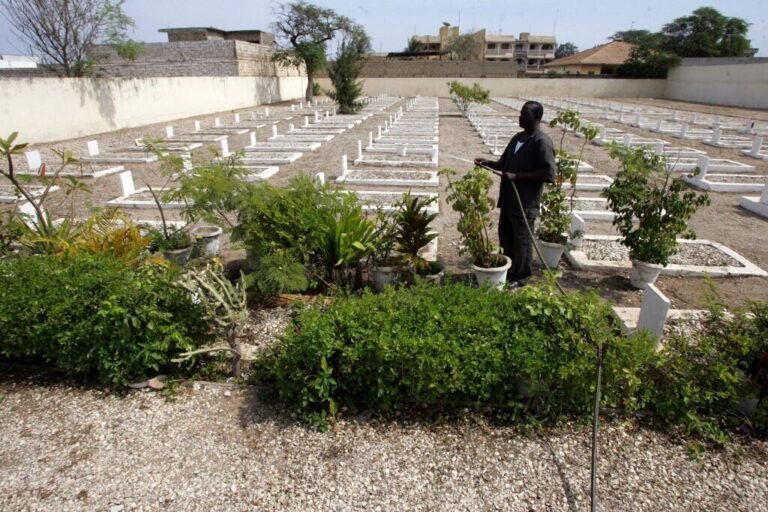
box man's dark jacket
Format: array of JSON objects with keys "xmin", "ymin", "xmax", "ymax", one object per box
[{"xmin": 485, "ymin": 128, "xmax": 556, "ymax": 217}]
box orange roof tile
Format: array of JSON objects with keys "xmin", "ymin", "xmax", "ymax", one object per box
[{"xmin": 544, "ymin": 40, "xmax": 635, "ymax": 67}]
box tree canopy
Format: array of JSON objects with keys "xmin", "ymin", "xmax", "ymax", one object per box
[
  {"xmin": 272, "ymin": 1, "xmax": 358, "ymax": 101},
  {"xmin": 554, "ymin": 42, "xmax": 579, "ymax": 59},
  {"xmin": 0, "ymin": 0, "xmax": 138, "ymax": 76}
]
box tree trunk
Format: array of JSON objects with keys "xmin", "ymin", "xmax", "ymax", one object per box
[
  {"xmin": 305, "ymin": 73, "xmax": 314, "ymax": 102},
  {"xmin": 227, "ymin": 325, "xmax": 242, "ymax": 379}
]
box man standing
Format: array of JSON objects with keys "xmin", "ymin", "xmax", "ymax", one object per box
[{"xmin": 474, "ymin": 101, "xmax": 556, "ymax": 287}]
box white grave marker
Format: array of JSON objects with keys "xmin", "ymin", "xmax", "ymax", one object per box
[{"xmin": 87, "ymin": 140, "xmax": 100, "ymax": 156}]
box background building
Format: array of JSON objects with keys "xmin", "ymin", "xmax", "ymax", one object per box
[{"xmin": 543, "ymin": 39, "xmax": 635, "ymax": 75}]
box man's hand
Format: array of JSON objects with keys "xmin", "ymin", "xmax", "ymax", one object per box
[
  {"xmin": 474, "ymin": 158, "xmax": 488, "ymax": 167},
  {"xmin": 502, "ymin": 171, "xmax": 517, "ymax": 182}
]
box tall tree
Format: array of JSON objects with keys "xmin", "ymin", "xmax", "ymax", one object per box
[
  {"xmin": 404, "ymin": 36, "xmax": 425, "ymax": 53},
  {"xmin": 610, "ymin": 30, "xmax": 662, "ymax": 46},
  {"xmin": 272, "ymin": 1, "xmax": 356, "ymax": 102},
  {"xmin": 445, "ymin": 32, "xmax": 481, "ymax": 60},
  {"xmin": 328, "ymin": 27, "xmax": 370, "ymax": 114},
  {"xmin": 554, "ymin": 42, "xmax": 578, "ymax": 59},
  {"xmin": 0, "ymin": 0, "xmax": 137, "ymax": 77},
  {"xmin": 661, "ymin": 7, "xmax": 750, "ymax": 57}
]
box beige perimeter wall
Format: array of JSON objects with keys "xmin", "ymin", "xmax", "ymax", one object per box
[
  {"xmin": 0, "ymin": 76, "xmax": 308, "ymax": 144},
  {"xmin": 317, "ymin": 77, "xmax": 666, "ymax": 99},
  {"xmin": 665, "ymin": 58, "xmax": 768, "ymax": 109}
]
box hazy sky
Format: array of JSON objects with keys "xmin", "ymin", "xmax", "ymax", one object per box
[{"xmin": 1, "ymin": 0, "xmax": 765, "ymax": 57}]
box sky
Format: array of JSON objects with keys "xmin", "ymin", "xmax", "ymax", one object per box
[{"xmin": 1, "ymin": 0, "xmax": 766, "ymax": 57}]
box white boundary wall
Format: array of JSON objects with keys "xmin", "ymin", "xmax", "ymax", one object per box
[
  {"xmin": 665, "ymin": 58, "xmax": 768, "ymax": 109},
  {"xmin": 0, "ymin": 76, "xmax": 307, "ymax": 143},
  {"xmin": 317, "ymin": 77, "xmax": 666, "ymax": 99}
]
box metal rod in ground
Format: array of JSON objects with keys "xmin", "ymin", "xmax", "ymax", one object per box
[{"xmin": 591, "ymin": 342, "xmax": 604, "ymax": 512}]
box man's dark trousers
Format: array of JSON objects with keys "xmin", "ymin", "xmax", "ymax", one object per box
[{"xmin": 499, "ymin": 208, "xmax": 536, "ymax": 283}]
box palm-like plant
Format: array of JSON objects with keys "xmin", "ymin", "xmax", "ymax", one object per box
[{"xmin": 394, "ymin": 193, "xmax": 438, "ymax": 274}]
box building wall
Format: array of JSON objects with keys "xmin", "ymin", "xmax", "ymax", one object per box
[
  {"xmin": 0, "ymin": 76, "xmax": 307, "ymax": 144},
  {"xmin": 665, "ymin": 57, "xmax": 768, "ymax": 109},
  {"xmin": 545, "ymin": 64, "xmax": 604, "ymax": 75},
  {"xmin": 317, "ymin": 77, "xmax": 666, "ymax": 98},
  {"xmin": 91, "ymin": 40, "xmax": 300, "ymax": 78}
]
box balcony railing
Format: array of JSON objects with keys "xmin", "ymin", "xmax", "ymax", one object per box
[{"xmin": 485, "ymin": 48, "xmax": 514, "ymax": 56}]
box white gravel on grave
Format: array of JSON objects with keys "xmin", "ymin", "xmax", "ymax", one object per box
[
  {"xmin": 572, "ymin": 199, "xmax": 610, "ymax": 211},
  {"xmin": 581, "ymin": 239, "xmax": 744, "ymax": 268},
  {"xmin": 703, "ymin": 175, "xmax": 767, "ymax": 184}
]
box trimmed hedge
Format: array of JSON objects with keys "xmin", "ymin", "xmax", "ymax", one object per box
[
  {"xmin": 0, "ymin": 254, "xmax": 211, "ymax": 386},
  {"xmin": 258, "ymin": 282, "xmax": 654, "ymax": 426}
]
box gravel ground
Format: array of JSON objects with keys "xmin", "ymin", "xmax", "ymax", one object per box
[
  {"xmin": 581, "ymin": 239, "xmax": 743, "ymax": 267},
  {"xmin": 1, "ymin": 377, "xmax": 767, "ymax": 512}
]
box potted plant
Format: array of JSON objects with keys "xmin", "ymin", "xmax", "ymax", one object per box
[
  {"xmin": 536, "ymin": 111, "xmax": 598, "ymax": 268},
  {"xmin": 147, "ymin": 184, "xmax": 194, "ymax": 266},
  {"xmin": 441, "ymin": 167, "xmax": 510, "ymax": 288},
  {"xmin": 369, "ymin": 208, "xmax": 400, "ymax": 291},
  {"xmin": 602, "ymin": 144, "xmax": 710, "ymax": 289},
  {"xmin": 394, "ymin": 192, "xmax": 443, "ymax": 284}
]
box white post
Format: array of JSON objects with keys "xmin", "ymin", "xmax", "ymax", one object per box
[
  {"xmin": 654, "ymin": 141, "xmax": 665, "ymax": 155},
  {"xmin": 86, "ymin": 140, "xmax": 99, "ymax": 156},
  {"xmin": 357, "ymin": 140, "xmax": 363, "ymax": 160},
  {"xmin": 25, "ymin": 150, "xmax": 43, "ymax": 172},
  {"xmin": 623, "ymin": 133, "xmax": 632, "ymax": 146},
  {"xmin": 304, "ymin": 116, "xmax": 309, "ymax": 127},
  {"xmin": 598, "ymin": 125, "xmax": 607, "ymax": 141},
  {"xmin": 368, "ymin": 131, "xmax": 373, "ymax": 149},
  {"xmin": 430, "ymin": 148, "xmax": 438, "ymax": 163},
  {"xmin": 679, "ymin": 123, "xmax": 688, "ymax": 138},
  {"xmin": 341, "ymin": 154, "xmax": 348, "ymax": 177},
  {"xmin": 655, "ymin": 119, "xmax": 663, "ymax": 132},
  {"xmin": 711, "ymin": 125, "xmax": 722, "ymax": 145},
  {"xmin": 398, "ymin": 144, "xmax": 406, "ymax": 157},
  {"xmin": 377, "ymin": 125, "xmax": 382, "ymax": 138},
  {"xmin": 325, "ymin": 110, "xmax": 329, "ymax": 119},
  {"xmin": 696, "ymin": 155, "xmax": 710, "ymax": 179},
  {"xmin": 272, "ymin": 125, "xmax": 278, "ymax": 138},
  {"xmin": 315, "ymin": 172, "xmax": 326, "ymax": 186},
  {"xmin": 220, "ymin": 139, "xmax": 230, "ymax": 157},
  {"xmin": 741, "ymin": 120, "xmax": 755, "ymax": 134},
  {"xmin": 165, "ymin": 126, "xmax": 174, "ymax": 138},
  {"xmin": 289, "ymin": 123, "xmax": 295, "ymax": 132},
  {"xmin": 234, "ymin": 113, "xmax": 241, "ymax": 124},
  {"xmin": 265, "ymin": 107, "xmax": 269, "ymax": 117},
  {"xmin": 214, "ymin": 118, "xmax": 221, "ymax": 127},
  {"xmin": 570, "ymin": 213, "xmax": 585, "ymax": 248},
  {"xmin": 760, "ymin": 183, "xmax": 768, "ymax": 205},
  {"xmin": 384, "ymin": 120, "xmax": 389, "ymax": 131},
  {"xmin": 750, "ymin": 135, "xmax": 764, "ymax": 156},
  {"xmin": 193, "ymin": 121, "xmax": 201, "ymax": 132},
  {"xmin": 249, "ymin": 131, "xmax": 257, "ymax": 146},
  {"xmin": 291, "ymin": 104, "xmax": 295, "ymax": 111},
  {"xmin": 314, "ymin": 111, "xmax": 320, "ymax": 122},
  {"xmin": 181, "ymin": 154, "xmax": 193, "ymax": 172},
  {"xmin": 494, "ymin": 134, "xmax": 499, "ymax": 154}
]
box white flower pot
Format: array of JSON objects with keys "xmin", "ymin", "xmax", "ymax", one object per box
[
  {"xmin": 163, "ymin": 245, "xmax": 194, "ymax": 266},
  {"xmin": 472, "ymin": 255, "xmax": 512, "ymax": 290},
  {"xmin": 372, "ymin": 265, "xmax": 397, "ymax": 291},
  {"xmin": 629, "ymin": 259, "xmax": 664, "ymax": 289},
  {"xmin": 536, "ymin": 239, "xmax": 566, "ymax": 269},
  {"xmin": 192, "ymin": 226, "xmax": 223, "ymax": 258}
]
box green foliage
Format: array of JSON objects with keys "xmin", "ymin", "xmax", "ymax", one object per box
[
  {"xmin": 312, "ymin": 81, "xmax": 322, "ymax": 96},
  {"xmin": 661, "ymin": 7, "xmax": 751, "ymax": 58},
  {"xmin": 405, "ymin": 36, "xmax": 425, "ymax": 53},
  {"xmin": 447, "ymin": 81, "xmax": 490, "ymax": 116},
  {"xmin": 245, "ymin": 250, "xmax": 310, "ymax": 297},
  {"xmin": 370, "ymin": 208, "xmax": 399, "ymax": 266},
  {"xmin": 232, "ymin": 175, "xmax": 368, "ymax": 292},
  {"xmin": 554, "ymin": 42, "xmax": 578, "ymax": 59},
  {"xmin": 648, "ymin": 300, "xmax": 768, "ymax": 442},
  {"xmin": 0, "ymin": 253, "xmax": 211, "ymax": 386},
  {"xmin": 441, "ymin": 166, "xmax": 501, "ymax": 268},
  {"xmin": 256, "ymin": 281, "xmax": 652, "ymax": 427},
  {"xmin": 0, "ymin": 211, "xmax": 25, "ymax": 256},
  {"xmin": 147, "ymin": 225, "xmax": 192, "ymax": 252},
  {"xmin": 445, "ymin": 32, "xmax": 481, "ymax": 60},
  {"xmin": 615, "ymin": 45, "xmax": 681, "ymax": 79},
  {"xmin": 394, "ymin": 192, "xmax": 438, "ymax": 274},
  {"xmin": 328, "ymin": 27, "xmax": 370, "ymax": 114},
  {"xmin": 602, "ymin": 144, "xmax": 710, "ymax": 265},
  {"xmin": 538, "ymin": 111, "xmax": 597, "ymax": 244}
]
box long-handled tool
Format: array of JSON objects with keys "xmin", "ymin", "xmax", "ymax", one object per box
[{"xmin": 442, "ymin": 152, "xmax": 604, "ymax": 512}]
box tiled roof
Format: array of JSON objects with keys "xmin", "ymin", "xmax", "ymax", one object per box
[{"xmin": 543, "ymin": 40, "xmax": 635, "ymax": 67}]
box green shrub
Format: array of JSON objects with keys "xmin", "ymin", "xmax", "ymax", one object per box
[
  {"xmin": 648, "ymin": 301, "xmax": 768, "ymax": 441},
  {"xmin": 257, "ymin": 282, "xmax": 654, "ymax": 426},
  {"xmin": 0, "ymin": 254, "xmax": 211, "ymax": 386}
]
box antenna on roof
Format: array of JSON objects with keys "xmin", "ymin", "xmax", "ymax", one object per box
[{"xmin": 552, "ymin": 8, "xmax": 559, "ymax": 36}]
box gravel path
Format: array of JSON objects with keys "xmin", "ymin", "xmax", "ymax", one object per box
[{"xmin": 1, "ymin": 379, "xmax": 767, "ymax": 512}]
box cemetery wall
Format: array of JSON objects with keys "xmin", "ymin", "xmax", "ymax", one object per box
[
  {"xmin": 316, "ymin": 77, "xmax": 666, "ymax": 98},
  {"xmin": 665, "ymin": 58, "xmax": 768, "ymax": 109},
  {"xmin": 0, "ymin": 76, "xmax": 307, "ymax": 144}
]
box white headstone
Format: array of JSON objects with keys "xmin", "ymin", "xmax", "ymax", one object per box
[
  {"xmin": 494, "ymin": 134, "xmax": 499, "ymax": 154},
  {"xmin": 377, "ymin": 125, "xmax": 382, "ymax": 138},
  {"xmin": 220, "ymin": 139, "xmax": 230, "ymax": 157},
  {"xmin": 341, "ymin": 155, "xmax": 348, "ymax": 177},
  {"xmin": 289, "ymin": 123, "xmax": 295, "ymax": 132},
  {"xmin": 25, "ymin": 150, "xmax": 42, "ymax": 172},
  {"xmin": 264, "ymin": 107, "xmax": 269, "ymax": 117},
  {"xmin": 598, "ymin": 126, "xmax": 606, "ymax": 141},
  {"xmin": 570, "ymin": 213, "xmax": 585, "ymax": 248},
  {"xmin": 357, "ymin": 140, "xmax": 363, "ymax": 160},
  {"xmin": 368, "ymin": 131, "xmax": 373, "ymax": 148},
  {"xmin": 272, "ymin": 125, "xmax": 278, "ymax": 138},
  {"xmin": 181, "ymin": 154, "xmax": 193, "ymax": 172},
  {"xmin": 314, "ymin": 110, "xmax": 320, "ymax": 122},
  {"xmin": 623, "ymin": 133, "xmax": 633, "ymax": 146},
  {"xmin": 759, "ymin": 183, "xmax": 768, "ymax": 204},
  {"xmin": 234, "ymin": 113, "xmax": 241, "ymax": 124},
  {"xmin": 166, "ymin": 126, "xmax": 174, "ymax": 138},
  {"xmin": 249, "ymin": 131, "xmax": 257, "ymax": 146},
  {"xmin": 654, "ymin": 141, "xmax": 665, "ymax": 155},
  {"xmin": 430, "ymin": 148, "xmax": 438, "ymax": 163},
  {"xmin": 637, "ymin": 283, "xmax": 671, "ymax": 339},
  {"xmin": 679, "ymin": 123, "xmax": 688, "ymax": 138},
  {"xmin": 86, "ymin": 140, "xmax": 99, "ymax": 156},
  {"xmin": 118, "ymin": 170, "xmax": 135, "ymax": 196},
  {"xmin": 304, "ymin": 116, "xmax": 309, "ymax": 127},
  {"xmin": 214, "ymin": 118, "xmax": 221, "ymax": 127},
  {"xmin": 655, "ymin": 119, "xmax": 663, "ymax": 131},
  {"xmin": 314, "ymin": 172, "xmax": 325, "ymax": 186},
  {"xmin": 711, "ymin": 125, "xmax": 721, "ymax": 145},
  {"xmin": 696, "ymin": 155, "xmax": 710, "ymax": 179},
  {"xmin": 750, "ymin": 135, "xmax": 764, "ymax": 156},
  {"xmin": 194, "ymin": 121, "xmax": 201, "ymax": 132}
]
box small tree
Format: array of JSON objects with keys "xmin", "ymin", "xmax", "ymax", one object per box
[
  {"xmin": 661, "ymin": 7, "xmax": 751, "ymax": 58},
  {"xmin": 272, "ymin": 1, "xmax": 355, "ymax": 102},
  {"xmin": 1, "ymin": 0, "xmax": 138, "ymax": 76},
  {"xmin": 328, "ymin": 27, "xmax": 370, "ymax": 114},
  {"xmin": 404, "ymin": 36, "xmax": 425, "ymax": 53},
  {"xmin": 446, "ymin": 32, "xmax": 481, "ymax": 60},
  {"xmin": 447, "ymin": 81, "xmax": 490, "ymax": 116},
  {"xmin": 554, "ymin": 42, "xmax": 578, "ymax": 59}
]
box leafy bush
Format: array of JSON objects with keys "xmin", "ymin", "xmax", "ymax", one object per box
[
  {"xmin": 648, "ymin": 301, "xmax": 768, "ymax": 441},
  {"xmin": 448, "ymin": 81, "xmax": 490, "ymax": 116},
  {"xmin": 602, "ymin": 144, "xmax": 710, "ymax": 265},
  {"xmin": 0, "ymin": 254, "xmax": 211, "ymax": 386},
  {"xmin": 257, "ymin": 281, "xmax": 653, "ymax": 426}
]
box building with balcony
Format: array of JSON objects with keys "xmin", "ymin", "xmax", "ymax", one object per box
[
  {"xmin": 412, "ymin": 26, "xmax": 555, "ymax": 69},
  {"xmin": 543, "ymin": 40, "xmax": 635, "ymax": 75}
]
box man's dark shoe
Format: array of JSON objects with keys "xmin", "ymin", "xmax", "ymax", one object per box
[{"xmin": 506, "ymin": 280, "xmax": 526, "ymax": 289}]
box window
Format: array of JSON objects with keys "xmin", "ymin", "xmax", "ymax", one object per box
[
  {"xmin": 501, "ymin": 43, "xmax": 510, "ymax": 50},
  {"xmin": 487, "ymin": 43, "xmax": 497, "ymax": 50}
]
